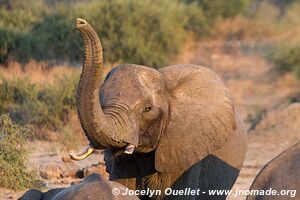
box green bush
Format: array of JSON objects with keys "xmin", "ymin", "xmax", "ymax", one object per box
[
  {"xmin": 73, "ymin": 0, "xmax": 193, "ymax": 67},
  {"xmin": 268, "ymin": 0, "xmax": 297, "ymax": 15},
  {"xmin": 181, "ymin": 3, "xmax": 210, "ymax": 36},
  {"xmin": 181, "ymin": 0, "xmax": 249, "ymax": 23},
  {"xmin": 0, "ymin": 0, "xmax": 46, "ymax": 32},
  {"xmin": 0, "ymin": 28, "xmax": 18, "ymax": 64},
  {"xmin": 0, "ymin": 78, "xmax": 39, "ymax": 124},
  {"xmin": 16, "ymin": 14, "xmax": 81, "ymax": 63},
  {"xmin": 269, "ymin": 44, "xmax": 300, "ymax": 78},
  {"xmin": 0, "ymin": 114, "xmax": 43, "ymax": 190},
  {"xmin": 36, "ymin": 74, "xmax": 78, "ymax": 128},
  {"xmin": 0, "ymin": 0, "xmax": 210, "ymax": 67},
  {"xmin": 0, "ymin": 0, "xmax": 47, "ymax": 63},
  {"xmin": 0, "ymin": 74, "xmax": 79, "ymax": 130},
  {"xmin": 245, "ymin": 106, "xmax": 267, "ymax": 130}
]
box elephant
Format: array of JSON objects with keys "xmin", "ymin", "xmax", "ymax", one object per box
[
  {"xmin": 67, "ymin": 18, "xmax": 247, "ymax": 200},
  {"xmin": 247, "ymin": 142, "xmax": 300, "ymax": 200},
  {"xmin": 19, "ymin": 174, "xmax": 139, "ymax": 200}
]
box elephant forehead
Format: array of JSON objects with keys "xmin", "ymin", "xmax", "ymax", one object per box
[
  {"xmin": 103, "ymin": 64, "xmax": 164, "ymax": 91},
  {"xmin": 102, "ymin": 78, "xmax": 145, "ymax": 98},
  {"xmin": 100, "ymin": 64, "xmax": 162, "ymax": 106},
  {"xmin": 100, "ymin": 80, "xmax": 149, "ymax": 111}
]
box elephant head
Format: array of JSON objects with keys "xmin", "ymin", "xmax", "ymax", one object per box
[{"xmin": 70, "ymin": 19, "xmax": 238, "ymax": 173}]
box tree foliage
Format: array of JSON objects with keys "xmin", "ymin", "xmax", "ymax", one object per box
[
  {"xmin": 0, "ymin": 0, "xmax": 239, "ymax": 67},
  {"xmin": 0, "ymin": 114, "xmax": 43, "ymax": 190}
]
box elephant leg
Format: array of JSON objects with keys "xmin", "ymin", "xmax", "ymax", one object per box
[
  {"xmin": 115, "ymin": 178, "xmax": 137, "ymax": 191},
  {"xmin": 165, "ymin": 155, "xmax": 240, "ymax": 200}
]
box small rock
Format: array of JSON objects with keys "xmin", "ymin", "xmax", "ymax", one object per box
[
  {"xmin": 61, "ymin": 155, "xmax": 73, "ymax": 163},
  {"xmin": 83, "ymin": 163, "xmax": 108, "ymax": 179},
  {"xmin": 71, "ymin": 179, "xmax": 81, "ymax": 185},
  {"xmin": 61, "ymin": 164, "xmax": 80, "ymax": 178},
  {"xmin": 39, "ymin": 163, "xmax": 81, "ymax": 180},
  {"xmin": 42, "ymin": 130, "xmax": 60, "ymax": 141},
  {"xmin": 39, "ymin": 164, "xmax": 61, "ymax": 179}
]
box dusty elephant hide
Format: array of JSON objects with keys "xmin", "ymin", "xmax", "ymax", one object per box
[
  {"xmin": 247, "ymin": 142, "xmax": 300, "ymax": 200},
  {"xmin": 19, "ymin": 174, "xmax": 139, "ymax": 200}
]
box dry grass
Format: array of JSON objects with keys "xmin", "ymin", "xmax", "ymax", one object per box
[
  {"xmin": 0, "ymin": 61, "xmax": 87, "ymax": 150},
  {"xmin": 0, "ymin": 61, "xmax": 118, "ymax": 150},
  {"xmin": 213, "ymin": 16, "xmax": 274, "ymax": 41},
  {"xmin": 0, "ymin": 60, "xmax": 79, "ymax": 85},
  {"xmin": 0, "ymin": 114, "xmax": 43, "ymax": 190}
]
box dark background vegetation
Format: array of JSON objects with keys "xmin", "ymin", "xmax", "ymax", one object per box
[
  {"xmin": 0, "ymin": 0, "xmax": 248, "ymax": 67},
  {"xmin": 0, "ymin": 0, "xmax": 299, "ymax": 71}
]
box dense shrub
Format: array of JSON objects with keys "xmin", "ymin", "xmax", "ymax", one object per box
[
  {"xmin": 268, "ymin": 0, "xmax": 297, "ymax": 14},
  {"xmin": 0, "ymin": 74, "xmax": 79, "ymax": 129},
  {"xmin": 181, "ymin": 0, "xmax": 249, "ymax": 23},
  {"xmin": 0, "ymin": 0, "xmax": 209, "ymax": 67},
  {"xmin": 0, "ymin": 29, "xmax": 17, "ymax": 64},
  {"xmin": 0, "ymin": 114, "xmax": 43, "ymax": 190},
  {"xmin": 0, "ymin": 0, "xmax": 46, "ymax": 32},
  {"xmin": 16, "ymin": 14, "xmax": 81, "ymax": 63},
  {"xmin": 245, "ymin": 106, "xmax": 267, "ymax": 130},
  {"xmin": 73, "ymin": 0, "xmax": 202, "ymax": 67},
  {"xmin": 270, "ymin": 44, "xmax": 300, "ymax": 78}
]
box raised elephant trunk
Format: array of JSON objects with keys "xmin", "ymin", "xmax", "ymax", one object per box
[{"xmin": 71, "ymin": 19, "xmax": 127, "ymax": 160}]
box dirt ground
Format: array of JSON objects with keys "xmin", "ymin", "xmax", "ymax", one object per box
[{"xmin": 1, "ymin": 49, "xmax": 300, "ymax": 200}]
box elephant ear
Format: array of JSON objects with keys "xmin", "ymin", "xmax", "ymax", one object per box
[{"xmin": 155, "ymin": 66, "xmax": 236, "ymax": 172}]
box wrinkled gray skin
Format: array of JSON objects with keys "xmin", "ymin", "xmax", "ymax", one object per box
[
  {"xmin": 247, "ymin": 142, "xmax": 300, "ymax": 200},
  {"xmin": 19, "ymin": 174, "xmax": 138, "ymax": 200},
  {"xmin": 70, "ymin": 18, "xmax": 247, "ymax": 200}
]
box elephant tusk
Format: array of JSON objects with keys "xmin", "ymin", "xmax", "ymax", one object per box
[
  {"xmin": 69, "ymin": 144, "xmax": 95, "ymax": 161},
  {"xmin": 124, "ymin": 144, "xmax": 135, "ymax": 154}
]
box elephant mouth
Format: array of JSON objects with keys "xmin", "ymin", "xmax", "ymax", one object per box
[
  {"xmin": 139, "ymin": 122, "xmax": 154, "ymax": 137},
  {"xmin": 139, "ymin": 129, "xmax": 152, "ymax": 139},
  {"xmin": 124, "ymin": 144, "xmax": 135, "ymax": 154},
  {"xmin": 70, "ymin": 142, "xmax": 136, "ymax": 161}
]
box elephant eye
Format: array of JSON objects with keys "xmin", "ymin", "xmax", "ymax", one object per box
[{"xmin": 144, "ymin": 106, "xmax": 152, "ymax": 112}]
